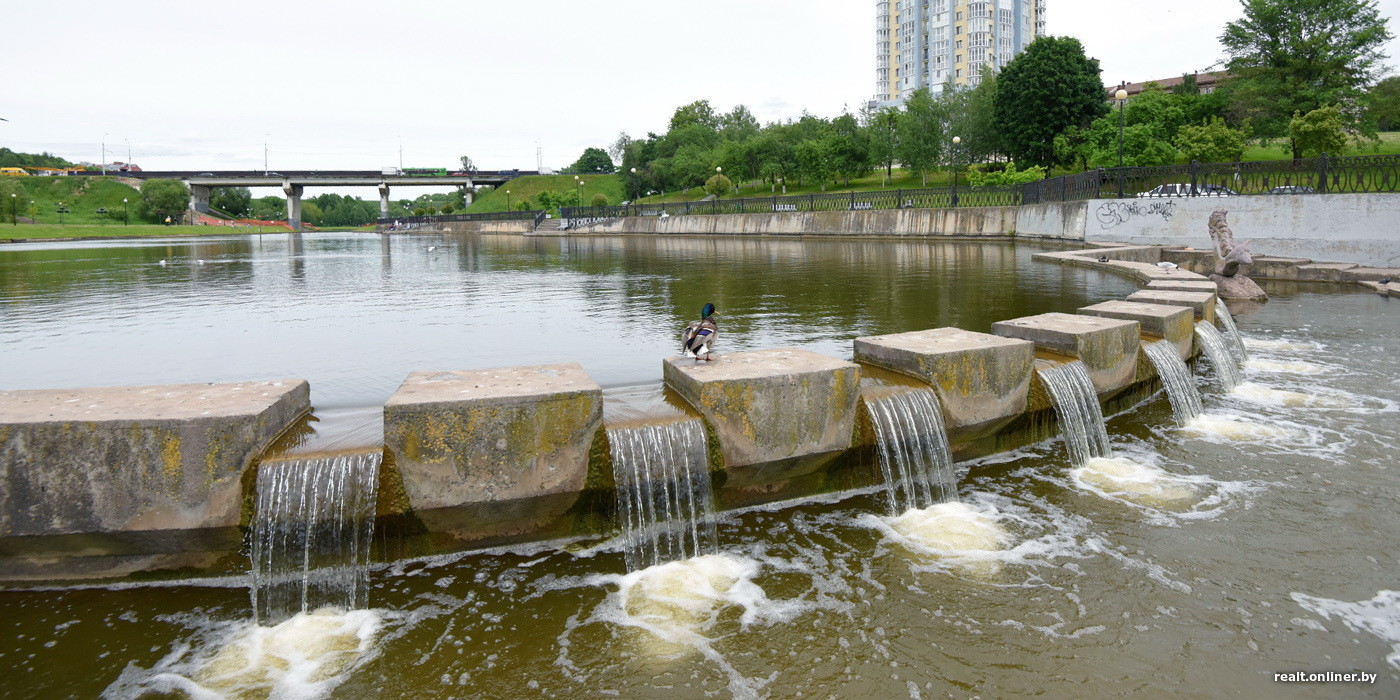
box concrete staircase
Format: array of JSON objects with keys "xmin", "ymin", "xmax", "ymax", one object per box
[{"xmin": 534, "ymin": 218, "xmax": 563, "ymax": 233}]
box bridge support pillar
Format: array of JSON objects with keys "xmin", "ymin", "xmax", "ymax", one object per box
[
  {"xmin": 378, "ymin": 182, "xmax": 390, "ymax": 220},
  {"xmin": 461, "ymin": 181, "xmax": 474, "ymax": 206},
  {"xmin": 189, "ymin": 185, "xmax": 212, "ymax": 214},
  {"xmin": 283, "ymin": 182, "xmax": 304, "ymax": 231}
]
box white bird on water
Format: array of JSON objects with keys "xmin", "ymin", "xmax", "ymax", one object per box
[
  {"xmin": 158, "ymin": 259, "xmax": 167, "ymax": 266},
  {"xmin": 428, "ymin": 246, "xmax": 438, "ymax": 251},
  {"xmin": 1156, "ymin": 261, "xmax": 1178, "ymax": 272}
]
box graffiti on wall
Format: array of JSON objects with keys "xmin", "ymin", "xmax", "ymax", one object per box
[{"xmin": 1095, "ymin": 199, "xmax": 1177, "ymax": 229}]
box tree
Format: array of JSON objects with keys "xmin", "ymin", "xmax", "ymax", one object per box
[
  {"xmin": 1289, "ymin": 105, "xmax": 1350, "ymax": 157},
  {"xmin": 1221, "ymin": 0, "xmax": 1392, "ymax": 149},
  {"xmin": 590, "ymin": 193, "xmax": 609, "ymax": 207},
  {"xmin": 866, "ymin": 106, "xmax": 900, "ymax": 184},
  {"xmin": 897, "ymin": 88, "xmax": 944, "ymax": 186},
  {"xmin": 703, "ymin": 173, "xmax": 733, "ymax": 198},
  {"xmin": 607, "ymin": 133, "xmax": 632, "ymax": 164},
  {"xmin": 459, "ymin": 155, "xmax": 475, "ymax": 172},
  {"xmin": 140, "ymin": 179, "xmax": 189, "ymax": 220},
  {"xmin": 992, "ymin": 36, "xmax": 1109, "ymax": 167},
  {"xmin": 1176, "ymin": 117, "xmax": 1250, "ymax": 163},
  {"xmin": 210, "ymin": 187, "xmax": 252, "ymax": 216},
  {"xmin": 567, "ymin": 147, "xmax": 615, "ymax": 174},
  {"xmin": 1365, "ymin": 76, "xmax": 1400, "ymax": 131}
]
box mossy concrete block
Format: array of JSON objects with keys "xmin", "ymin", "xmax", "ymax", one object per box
[
  {"xmin": 383, "ymin": 364, "xmax": 602, "ymax": 512},
  {"xmin": 1079, "ymin": 301, "xmax": 1195, "ymax": 360},
  {"xmin": 1125, "ymin": 289, "xmax": 1218, "ymax": 324},
  {"xmin": 0, "ymin": 380, "xmax": 310, "ymax": 539},
  {"xmin": 663, "ymin": 349, "xmax": 860, "ymax": 468},
  {"xmin": 853, "ymin": 328, "xmax": 1034, "ymax": 441},
  {"xmin": 1146, "ymin": 279, "xmax": 1218, "ymax": 294},
  {"xmin": 992, "ymin": 313, "xmax": 1140, "ymax": 397}
]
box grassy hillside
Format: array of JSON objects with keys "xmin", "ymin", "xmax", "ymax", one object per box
[
  {"xmin": 1240, "ymin": 131, "xmax": 1400, "ymax": 162},
  {"xmin": 466, "ymin": 174, "xmax": 625, "ymax": 213},
  {"xmin": 3, "ymin": 176, "xmax": 145, "ymax": 226}
]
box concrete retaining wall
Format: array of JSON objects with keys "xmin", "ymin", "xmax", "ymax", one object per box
[
  {"xmin": 568, "ymin": 205, "xmax": 1047, "ymax": 238},
  {"xmin": 1083, "ymin": 194, "xmax": 1400, "ymax": 266}
]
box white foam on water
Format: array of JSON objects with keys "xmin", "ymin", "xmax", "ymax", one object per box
[
  {"xmin": 553, "ymin": 553, "xmax": 800, "ymax": 699},
  {"xmin": 1183, "ymin": 413, "xmax": 1297, "ymax": 441},
  {"xmin": 1067, "ymin": 453, "xmax": 1262, "ymax": 525},
  {"xmin": 1292, "ymin": 590, "xmax": 1400, "ymax": 669},
  {"xmin": 1072, "ymin": 457, "xmax": 1195, "ymax": 506},
  {"xmin": 1242, "ymin": 337, "xmax": 1323, "ymax": 352},
  {"xmin": 1245, "ymin": 358, "xmax": 1334, "ymax": 375},
  {"xmin": 103, "ymin": 607, "xmax": 382, "ymax": 700},
  {"xmin": 1230, "ymin": 383, "xmax": 1350, "ymax": 408},
  {"xmin": 864, "ymin": 502, "xmax": 1011, "ymax": 577}
]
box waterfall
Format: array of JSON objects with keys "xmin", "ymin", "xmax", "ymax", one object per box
[
  {"xmin": 608, "ymin": 420, "xmax": 718, "ymax": 572},
  {"xmin": 867, "ymin": 388, "xmax": 958, "ymax": 516},
  {"xmin": 1038, "ymin": 361, "xmax": 1113, "ymax": 466},
  {"xmin": 250, "ymin": 452, "xmax": 382, "ymax": 625},
  {"xmin": 1195, "ymin": 321, "xmax": 1243, "ymax": 391},
  {"xmin": 1143, "ymin": 340, "xmax": 1204, "ymax": 425},
  {"xmin": 1215, "ymin": 303, "xmax": 1249, "ymax": 362}
]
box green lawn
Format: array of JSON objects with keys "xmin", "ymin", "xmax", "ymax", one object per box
[
  {"xmin": 633, "ymin": 169, "xmax": 963, "ymax": 204},
  {"xmin": 1, "ymin": 224, "xmax": 288, "ymax": 240},
  {"xmin": 466, "ymin": 174, "xmax": 625, "ymax": 213},
  {"xmin": 1239, "ymin": 131, "xmax": 1400, "ymax": 161},
  {"xmin": 2, "ymin": 176, "xmax": 150, "ymax": 226}
]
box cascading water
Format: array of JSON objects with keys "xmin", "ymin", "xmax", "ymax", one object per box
[
  {"xmin": 1195, "ymin": 321, "xmax": 1243, "ymax": 391},
  {"xmin": 867, "ymin": 388, "xmax": 958, "ymax": 515},
  {"xmin": 250, "ymin": 451, "xmax": 382, "ymax": 625},
  {"xmin": 1215, "ymin": 303, "xmax": 1249, "ymax": 361},
  {"xmin": 608, "ymin": 420, "xmax": 718, "ymax": 572},
  {"xmin": 1143, "ymin": 340, "xmax": 1204, "ymax": 425},
  {"xmin": 1038, "ymin": 361, "xmax": 1113, "ymax": 466}
]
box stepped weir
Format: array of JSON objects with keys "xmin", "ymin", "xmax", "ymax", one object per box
[
  {"xmin": 607, "ymin": 420, "xmax": 718, "ymax": 572},
  {"xmin": 1143, "ymin": 340, "xmax": 1204, "ymax": 425},
  {"xmin": 1039, "ymin": 361, "xmax": 1114, "ymax": 466},
  {"xmin": 1195, "ymin": 321, "xmax": 1243, "ymax": 391},
  {"xmin": 249, "ymin": 451, "xmax": 382, "ymax": 624},
  {"xmin": 1215, "ymin": 304, "xmax": 1249, "ymax": 362},
  {"xmin": 867, "ymin": 389, "xmax": 958, "ymax": 515}
]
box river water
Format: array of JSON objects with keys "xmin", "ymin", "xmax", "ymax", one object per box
[{"xmin": 1, "ymin": 234, "xmax": 1396, "ymax": 697}]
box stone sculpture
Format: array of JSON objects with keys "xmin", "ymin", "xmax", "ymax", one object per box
[{"xmin": 1207, "ymin": 209, "xmax": 1268, "ymax": 301}]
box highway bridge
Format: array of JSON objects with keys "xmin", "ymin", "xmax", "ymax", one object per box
[{"xmin": 122, "ymin": 170, "xmax": 538, "ymax": 229}]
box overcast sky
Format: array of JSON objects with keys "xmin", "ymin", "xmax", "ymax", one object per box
[{"xmin": 5, "ymin": 0, "xmax": 1400, "ymax": 178}]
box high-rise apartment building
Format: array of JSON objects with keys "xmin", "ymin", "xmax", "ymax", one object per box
[{"xmin": 875, "ymin": 0, "xmax": 1045, "ymax": 108}]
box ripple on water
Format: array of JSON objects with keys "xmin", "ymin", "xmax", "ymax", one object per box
[{"xmin": 1245, "ymin": 358, "xmax": 1334, "ymax": 375}]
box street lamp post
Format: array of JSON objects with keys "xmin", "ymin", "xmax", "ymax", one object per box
[
  {"xmin": 1115, "ymin": 88, "xmax": 1128, "ymax": 198},
  {"xmin": 57, "ymin": 202, "xmax": 68, "ymax": 226},
  {"xmin": 122, "ymin": 197, "xmax": 129, "ymax": 226},
  {"xmin": 10, "ymin": 193, "xmax": 16, "ymax": 226},
  {"xmin": 951, "ymin": 136, "xmax": 961, "ymax": 207},
  {"xmin": 505, "ymin": 189, "xmax": 512, "ymax": 211},
  {"xmin": 578, "ymin": 178, "xmax": 585, "ymax": 208},
  {"xmin": 101, "ymin": 133, "xmax": 108, "ymax": 176},
  {"xmin": 630, "ymin": 167, "xmax": 638, "ymax": 202}
]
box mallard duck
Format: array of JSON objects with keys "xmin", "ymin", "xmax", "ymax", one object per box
[{"xmin": 682, "ymin": 303, "xmax": 719, "ymax": 361}]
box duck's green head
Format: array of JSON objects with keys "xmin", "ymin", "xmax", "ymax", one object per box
[{"xmin": 702, "ymin": 302, "xmax": 715, "ymax": 319}]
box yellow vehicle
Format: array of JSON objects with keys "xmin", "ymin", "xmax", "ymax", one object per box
[{"xmin": 0, "ymin": 167, "xmax": 29, "ymax": 177}]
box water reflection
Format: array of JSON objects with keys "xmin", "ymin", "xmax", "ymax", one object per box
[{"xmin": 0, "ymin": 233, "xmax": 1135, "ymax": 408}]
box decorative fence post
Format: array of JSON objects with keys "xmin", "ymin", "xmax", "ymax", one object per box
[
  {"xmin": 809, "ymin": 193, "xmax": 815, "ymax": 211},
  {"xmin": 1318, "ymin": 153, "xmax": 1329, "ymax": 194},
  {"xmin": 896, "ymin": 189, "xmax": 903, "ymax": 208},
  {"xmin": 1189, "ymin": 160, "xmax": 1200, "ymax": 197}
]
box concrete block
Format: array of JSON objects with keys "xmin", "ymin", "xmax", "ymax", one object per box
[
  {"xmin": 1146, "ymin": 279, "xmax": 1218, "ymax": 294},
  {"xmin": 1247, "ymin": 256, "xmax": 1312, "ymax": 280},
  {"xmin": 991, "ymin": 313, "xmax": 1140, "ymax": 397},
  {"xmin": 0, "ymin": 380, "xmax": 310, "ymax": 538},
  {"xmin": 853, "ymin": 328, "xmax": 1034, "ymax": 440},
  {"xmin": 383, "ymin": 364, "xmax": 602, "ymax": 512},
  {"xmin": 663, "ymin": 349, "xmax": 859, "ymax": 468},
  {"xmin": 1124, "ymin": 289, "xmax": 1218, "ymax": 324},
  {"xmin": 1079, "ymin": 301, "xmax": 1195, "ymax": 360},
  {"xmin": 1296, "ymin": 262, "xmax": 1360, "ymax": 282}
]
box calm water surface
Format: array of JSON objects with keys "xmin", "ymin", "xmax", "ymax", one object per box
[
  {"xmin": 0, "ymin": 236, "xmax": 1396, "ymax": 698},
  {"xmin": 1, "ymin": 232, "xmax": 1135, "ymax": 407}
]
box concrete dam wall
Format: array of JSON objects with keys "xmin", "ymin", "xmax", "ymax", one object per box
[{"xmin": 0, "ymin": 258, "xmax": 1225, "ymax": 583}]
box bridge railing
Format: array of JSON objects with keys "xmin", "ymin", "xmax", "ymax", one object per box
[{"xmin": 376, "ymin": 210, "xmax": 547, "ymax": 226}]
